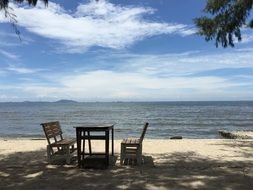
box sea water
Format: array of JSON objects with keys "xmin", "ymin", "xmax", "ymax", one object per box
[{"xmin": 0, "ymin": 101, "xmax": 252, "ymax": 139}]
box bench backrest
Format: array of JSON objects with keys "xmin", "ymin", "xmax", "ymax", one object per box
[
  {"xmin": 41, "ymin": 121, "xmax": 63, "ymax": 138},
  {"xmin": 140, "ymin": 122, "xmax": 149, "ymax": 143},
  {"xmin": 41, "ymin": 121, "xmax": 64, "ymax": 153}
]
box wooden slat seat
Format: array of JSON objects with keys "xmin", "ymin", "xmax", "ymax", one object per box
[
  {"xmin": 50, "ymin": 138, "xmax": 76, "ymax": 147},
  {"xmin": 41, "ymin": 121, "xmax": 76, "ymax": 164},
  {"xmin": 120, "ymin": 122, "xmax": 149, "ymax": 165}
]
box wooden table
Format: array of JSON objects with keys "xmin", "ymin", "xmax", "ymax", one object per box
[{"xmin": 75, "ymin": 124, "xmax": 114, "ymax": 168}]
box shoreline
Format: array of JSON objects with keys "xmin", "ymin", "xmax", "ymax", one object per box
[
  {"xmin": 1, "ymin": 134, "xmax": 252, "ymax": 141},
  {"xmin": 1, "ymin": 138, "xmax": 252, "ymax": 160},
  {"xmin": 1, "ymin": 129, "xmax": 252, "ymax": 140}
]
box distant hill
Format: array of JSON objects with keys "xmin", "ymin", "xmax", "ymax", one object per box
[{"xmin": 54, "ymin": 99, "xmax": 78, "ymax": 103}]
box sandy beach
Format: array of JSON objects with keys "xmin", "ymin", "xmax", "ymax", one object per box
[{"xmin": 0, "ymin": 138, "xmax": 252, "ymax": 190}]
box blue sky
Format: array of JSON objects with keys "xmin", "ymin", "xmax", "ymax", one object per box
[{"xmin": 0, "ymin": 0, "xmax": 253, "ymax": 101}]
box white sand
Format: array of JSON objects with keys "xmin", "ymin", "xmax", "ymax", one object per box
[
  {"xmin": 0, "ymin": 138, "xmax": 252, "ymax": 161},
  {"xmin": 0, "ymin": 138, "xmax": 252, "ymax": 190}
]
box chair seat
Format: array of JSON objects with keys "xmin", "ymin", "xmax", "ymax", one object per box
[
  {"xmin": 53, "ymin": 148, "xmax": 76, "ymax": 155},
  {"xmin": 50, "ymin": 138, "xmax": 76, "ymax": 147}
]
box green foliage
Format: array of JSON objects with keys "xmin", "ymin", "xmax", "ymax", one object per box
[
  {"xmin": 195, "ymin": 0, "xmax": 253, "ymax": 47},
  {"xmin": 0, "ymin": 0, "xmax": 48, "ymax": 10},
  {"xmin": 0, "ymin": 0, "xmax": 48, "ymax": 40}
]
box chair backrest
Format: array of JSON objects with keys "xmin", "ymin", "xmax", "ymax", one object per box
[
  {"xmin": 41, "ymin": 121, "xmax": 63, "ymax": 139},
  {"xmin": 41, "ymin": 121, "xmax": 63, "ymax": 152},
  {"xmin": 140, "ymin": 122, "xmax": 149, "ymax": 143}
]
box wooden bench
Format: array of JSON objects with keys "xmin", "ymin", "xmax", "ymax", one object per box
[
  {"xmin": 41, "ymin": 121, "xmax": 76, "ymax": 164},
  {"xmin": 120, "ymin": 122, "xmax": 149, "ymax": 165}
]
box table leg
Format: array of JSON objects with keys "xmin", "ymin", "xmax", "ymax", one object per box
[
  {"xmin": 111, "ymin": 127, "xmax": 114, "ymax": 156},
  {"xmin": 83, "ymin": 131, "xmax": 85, "ymax": 162},
  {"xmin": 76, "ymin": 129, "xmax": 81, "ymax": 167},
  {"xmin": 105, "ymin": 130, "xmax": 109, "ymax": 166},
  {"xmin": 88, "ymin": 131, "xmax": 92, "ymax": 155}
]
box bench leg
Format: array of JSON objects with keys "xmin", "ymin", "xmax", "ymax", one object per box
[
  {"xmin": 47, "ymin": 145, "xmax": 52, "ymax": 164},
  {"xmin": 66, "ymin": 146, "xmax": 71, "ymax": 164},
  {"xmin": 120, "ymin": 144, "xmax": 125, "ymax": 165},
  {"xmin": 136, "ymin": 145, "xmax": 142, "ymax": 165}
]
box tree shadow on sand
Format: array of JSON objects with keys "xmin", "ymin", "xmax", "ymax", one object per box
[
  {"xmin": 208, "ymin": 140, "xmax": 253, "ymax": 158},
  {"xmin": 0, "ymin": 142, "xmax": 252, "ymax": 190}
]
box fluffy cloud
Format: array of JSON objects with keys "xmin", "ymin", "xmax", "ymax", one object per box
[
  {"xmin": 0, "ymin": 0, "xmax": 195, "ymax": 52},
  {"xmin": 4, "ymin": 47, "xmax": 253, "ymax": 101},
  {"xmin": 7, "ymin": 69, "xmax": 251, "ymax": 101},
  {"xmin": 1, "ymin": 45, "xmax": 253, "ymax": 101},
  {"xmin": 79, "ymin": 48, "xmax": 253, "ymax": 78}
]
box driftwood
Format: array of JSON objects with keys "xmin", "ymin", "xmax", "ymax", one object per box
[
  {"xmin": 170, "ymin": 136, "xmax": 183, "ymax": 139},
  {"xmin": 219, "ymin": 130, "xmax": 253, "ymax": 139}
]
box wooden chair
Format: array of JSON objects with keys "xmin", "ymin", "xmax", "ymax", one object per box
[
  {"xmin": 41, "ymin": 121, "xmax": 76, "ymax": 164},
  {"xmin": 120, "ymin": 122, "xmax": 149, "ymax": 165}
]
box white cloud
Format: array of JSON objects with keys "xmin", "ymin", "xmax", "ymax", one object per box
[
  {"xmin": 232, "ymin": 28, "xmax": 253, "ymax": 44},
  {"xmin": 4, "ymin": 68, "xmax": 251, "ymax": 101},
  {"xmin": 85, "ymin": 48, "xmax": 253, "ymax": 78},
  {"xmin": 0, "ymin": 31, "xmax": 33, "ymax": 47},
  {"xmin": 0, "ymin": 49, "xmax": 19, "ymax": 60},
  {"xmin": 0, "ymin": 70, "xmax": 7, "ymax": 76},
  {"xmin": 6, "ymin": 64, "xmax": 41, "ymax": 74},
  {"xmin": 0, "ymin": 0, "xmax": 195, "ymax": 52},
  {"xmin": 36, "ymin": 48, "xmax": 253, "ymax": 100},
  {"xmin": 1, "ymin": 47, "xmax": 253, "ymax": 101},
  {"xmin": 240, "ymin": 34, "xmax": 253, "ymax": 44}
]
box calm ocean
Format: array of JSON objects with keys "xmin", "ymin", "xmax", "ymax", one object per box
[{"xmin": 0, "ymin": 101, "xmax": 252, "ymax": 139}]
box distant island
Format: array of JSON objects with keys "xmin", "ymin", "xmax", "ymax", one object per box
[
  {"xmin": 54, "ymin": 99, "xmax": 78, "ymax": 103},
  {"xmin": 19, "ymin": 99, "xmax": 78, "ymax": 103}
]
